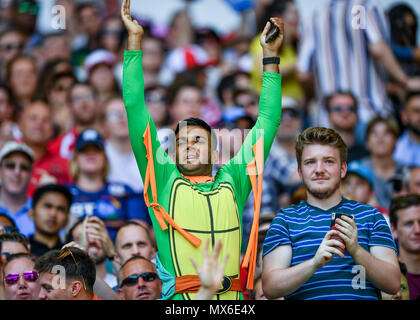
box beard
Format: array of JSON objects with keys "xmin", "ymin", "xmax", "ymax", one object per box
[{"xmin": 305, "ymin": 178, "xmax": 341, "ymax": 200}]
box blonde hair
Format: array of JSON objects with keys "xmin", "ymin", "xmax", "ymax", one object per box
[{"xmin": 70, "ymin": 149, "xmax": 110, "ymax": 181}]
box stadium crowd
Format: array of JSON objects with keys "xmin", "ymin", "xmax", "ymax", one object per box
[{"xmin": 0, "ymin": 0, "xmax": 419, "ymax": 300}]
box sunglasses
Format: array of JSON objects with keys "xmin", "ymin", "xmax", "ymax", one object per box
[
  {"xmin": 119, "ymin": 272, "xmax": 158, "ymax": 288},
  {"xmin": 58, "ymin": 248, "xmax": 87, "ymax": 290},
  {"xmin": 330, "ymin": 105, "xmax": 357, "ymax": 113},
  {"xmin": 2, "ymin": 162, "xmax": 31, "ymax": 172},
  {"xmin": 0, "ymin": 226, "xmax": 18, "ymax": 234},
  {"xmin": 282, "ymin": 108, "xmax": 300, "ymax": 119},
  {"xmin": 4, "ymin": 271, "xmax": 39, "ymax": 285},
  {"xmin": 0, "ymin": 42, "xmax": 25, "ymax": 52}
]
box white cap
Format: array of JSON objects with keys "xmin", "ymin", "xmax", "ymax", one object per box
[
  {"xmin": 0, "ymin": 141, "xmax": 34, "ymax": 164},
  {"xmin": 84, "ymin": 49, "xmax": 116, "ymax": 72}
]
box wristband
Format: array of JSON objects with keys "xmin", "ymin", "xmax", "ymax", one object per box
[{"xmin": 262, "ymin": 57, "xmax": 280, "ymax": 65}]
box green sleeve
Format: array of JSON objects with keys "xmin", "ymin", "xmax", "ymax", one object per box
[
  {"xmin": 219, "ymin": 72, "xmax": 282, "ymax": 207},
  {"xmin": 122, "ymin": 50, "xmax": 176, "ymax": 191}
]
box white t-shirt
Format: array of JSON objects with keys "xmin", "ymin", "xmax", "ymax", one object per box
[{"xmin": 105, "ymin": 142, "xmax": 144, "ymax": 193}]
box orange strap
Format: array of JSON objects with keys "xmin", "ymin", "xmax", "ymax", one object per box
[
  {"xmin": 142, "ymin": 122, "xmax": 201, "ymax": 248},
  {"xmin": 174, "ymin": 275, "xmax": 242, "ymax": 294},
  {"xmin": 181, "ymin": 174, "xmax": 215, "ymax": 184},
  {"xmin": 241, "ymin": 137, "xmax": 264, "ymax": 290}
]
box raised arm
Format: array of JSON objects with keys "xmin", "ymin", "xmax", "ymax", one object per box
[
  {"xmin": 223, "ymin": 18, "xmax": 284, "ymax": 207},
  {"xmin": 121, "ymin": 0, "xmax": 143, "ymax": 51},
  {"xmin": 121, "ymin": 0, "xmax": 175, "ymax": 186}
]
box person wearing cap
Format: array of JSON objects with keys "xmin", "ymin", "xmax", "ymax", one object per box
[
  {"xmin": 122, "ymin": 0, "xmax": 284, "ymax": 300},
  {"xmin": 19, "ymin": 100, "xmax": 72, "ymax": 197},
  {"xmin": 28, "ymin": 183, "xmax": 72, "ymax": 257},
  {"xmin": 66, "ymin": 129, "xmax": 150, "ymax": 241},
  {"xmin": 0, "ymin": 141, "xmax": 34, "ymax": 237},
  {"xmin": 85, "ymin": 49, "xmax": 119, "ymax": 106}
]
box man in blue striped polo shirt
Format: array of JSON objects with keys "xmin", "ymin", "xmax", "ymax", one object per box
[{"xmin": 262, "ymin": 127, "xmax": 400, "ymax": 300}]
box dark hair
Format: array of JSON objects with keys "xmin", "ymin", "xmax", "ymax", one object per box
[
  {"xmin": 0, "ymin": 232, "xmax": 30, "ymax": 253},
  {"xmin": 406, "ymin": 90, "xmax": 420, "ymax": 105},
  {"xmin": 295, "ymin": 127, "xmax": 348, "ymax": 166},
  {"xmin": 389, "ymin": 194, "xmax": 420, "ymax": 227},
  {"xmin": 166, "ymin": 82, "xmax": 201, "ymax": 107},
  {"xmin": 34, "ymin": 247, "xmax": 96, "ymax": 295},
  {"xmin": 324, "ymin": 91, "xmax": 358, "ymax": 112},
  {"xmin": 388, "ymin": 4, "xmax": 417, "ymax": 47},
  {"xmin": 0, "ymin": 213, "xmax": 18, "ymax": 229},
  {"xmin": 32, "ymin": 184, "xmax": 72, "ymax": 210},
  {"xmin": 174, "ymin": 117, "xmax": 217, "ymax": 151},
  {"xmin": 365, "ymin": 116, "xmax": 400, "ymax": 139}
]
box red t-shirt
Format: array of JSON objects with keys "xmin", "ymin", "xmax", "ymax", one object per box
[
  {"xmin": 48, "ymin": 127, "xmax": 79, "ymax": 160},
  {"xmin": 27, "ymin": 150, "xmax": 72, "ymax": 197}
]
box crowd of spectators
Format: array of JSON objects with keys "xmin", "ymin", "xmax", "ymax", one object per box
[{"xmin": 0, "ymin": 0, "xmax": 419, "ymax": 300}]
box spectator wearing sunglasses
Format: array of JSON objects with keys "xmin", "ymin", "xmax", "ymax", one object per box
[
  {"xmin": 0, "ymin": 213, "xmax": 18, "ymax": 235},
  {"xmin": 0, "ymin": 232, "xmax": 30, "ymax": 284},
  {"xmin": 118, "ymin": 256, "xmax": 162, "ymax": 300},
  {"xmin": 2, "ymin": 252, "xmax": 39, "ymax": 300},
  {"xmin": 35, "ymin": 246, "xmax": 98, "ymax": 300},
  {"xmin": 0, "ymin": 141, "xmax": 34, "ymax": 237},
  {"xmin": 0, "ymin": 28, "xmax": 25, "ymax": 82},
  {"xmin": 325, "ymin": 91, "xmax": 369, "ymax": 163}
]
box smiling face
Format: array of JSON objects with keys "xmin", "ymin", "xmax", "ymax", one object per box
[
  {"xmin": 393, "ymin": 205, "xmax": 420, "ymax": 255},
  {"xmin": 175, "ymin": 125, "xmax": 217, "ymax": 176},
  {"xmin": 298, "ymin": 144, "xmax": 347, "ymax": 200}
]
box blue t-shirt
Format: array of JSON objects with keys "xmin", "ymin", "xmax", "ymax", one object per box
[
  {"xmin": 67, "ymin": 182, "xmax": 150, "ymax": 240},
  {"xmin": 0, "ymin": 198, "xmax": 34, "ymax": 237},
  {"xmin": 263, "ymin": 198, "xmax": 397, "ymax": 300}
]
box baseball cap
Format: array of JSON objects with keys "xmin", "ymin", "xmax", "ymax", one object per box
[
  {"xmin": 282, "ymin": 96, "xmax": 300, "ymax": 110},
  {"xmin": 0, "ymin": 141, "xmax": 34, "ymax": 164},
  {"xmin": 346, "ymin": 161, "xmax": 374, "ymax": 187},
  {"xmin": 75, "ymin": 129, "xmax": 104, "ymax": 152},
  {"xmin": 84, "ymin": 49, "xmax": 116, "ymax": 72}
]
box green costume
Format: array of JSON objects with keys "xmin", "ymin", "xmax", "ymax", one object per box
[{"xmin": 123, "ymin": 50, "xmax": 282, "ymax": 300}]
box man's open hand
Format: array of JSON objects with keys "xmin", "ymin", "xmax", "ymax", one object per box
[
  {"xmin": 260, "ymin": 17, "xmax": 284, "ymax": 57},
  {"xmin": 121, "ymin": 0, "xmax": 143, "ymax": 36}
]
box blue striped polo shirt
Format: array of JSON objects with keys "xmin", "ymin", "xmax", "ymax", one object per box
[{"xmin": 263, "ymin": 197, "xmax": 397, "ymax": 300}]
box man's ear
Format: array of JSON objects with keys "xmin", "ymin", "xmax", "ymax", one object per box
[
  {"xmin": 340, "ymin": 161, "xmax": 348, "ymax": 179},
  {"xmin": 117, "ymin": 288, "xmax": 125, "ymax": 300},
  {"xmin": 211, "ymin": 149, "xmax": 219, "ymax": 165},
  {"xmin": 70, "ymin": 280, "xmax": 83, "ymax": 297},
  {"xmin": 391, "ymin": 224, "xmax": 398, "ymax": 240}
]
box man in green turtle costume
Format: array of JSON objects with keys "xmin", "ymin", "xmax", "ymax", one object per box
[{"xmin": 121, "ymin": 0, "xmax": 284, "ymax": 300}]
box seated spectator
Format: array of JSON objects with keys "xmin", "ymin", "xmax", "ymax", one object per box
[
  {"xmin": 117, "ymin": 256, "xmax": 162, "ymax": 300},
  {"xmin": 104, "ymin": 96, "xmax": 144, "ymax": 193},
  {"xmin": 0, "ymin": 232, "xmax": 30, "ymax": 277},
  {"xmin": 394, "ymin": 90, "xmax": 420, "ymax": 167},
  {"xmin": 0, "ymin": 213, "xmax": 18, "ymax": 234},
  {"xmin": 35, "ymin": 247, "xmax": 98, "ymax": 300},
  {"xmin": 382, "ymin": 262, "xmax": 411, "ymax": 300},
  {"xmin": 0, "ymin": 84, "xmax": 19, "ymax": 147},
  {"xmin": 0, "ymin": 29, "xmax": 26, "ymax": 81},
  {"xmin": 18, "ymin": 100, "xmax": 72, "ymax": 197},
  {"xmin": 84, "ymin": 49, "xmax": 119, "ymax": 107},
  {"xmin": 66, "ymin": 216, "xmax": 118, "ymax": 289},
  {"xmin": 361, "ymin": 116, "xmax": 406, "ymax": 209},
  {"xmin": 390, "ymin": 195, "xmax": 420, "ymax": 300},
  {"xmin": 0, "ymin": 141, "xmax": 34, "ymax": 237},
  {"xmin": 28, "ymin": 184, "xmax": 72, "ymax": 257},
  {"xmin": 48, "ymin": 82, "xmax": 100, "ymax": 160},
  {"xmin": 409, "ymin": 166, "xmax": 420, "ymax": 195},
  {"xmin": 67, "ymin": 129, "xmax": 150, "ymax": 240},
  {"xmin": 343, "ymin": 161, "xmax": 389, "ymax": 223},
  {"xmin": 325, "ymin": 91, "xmax": 369, "ymax": 162},
  {"xmin": 114, "ymin": 220, "xmax": 156, "ymax": 266},
  {"xmin": 2, "ymin": 253, "xmax": 39, "ymax": 300},
  {"xmin": 4, "ymin": 56, "xmax": 38, "ymax": 109}
]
